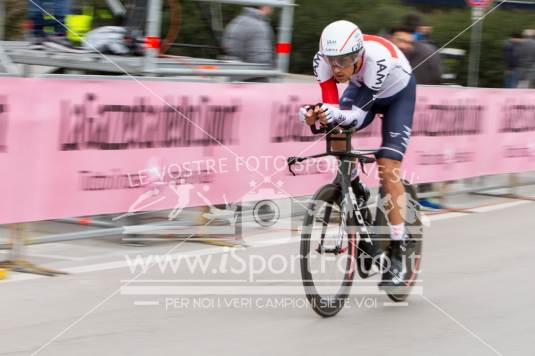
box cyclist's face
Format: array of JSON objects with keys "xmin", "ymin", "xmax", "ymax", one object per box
[{"xmin": 331, "ymin": 58, "xmax": 360, "ymax": 83}]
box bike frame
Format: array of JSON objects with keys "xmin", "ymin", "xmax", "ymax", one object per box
[{"xmin": 288, "ymin": 123, "xmax": 377, "ymax": 254}]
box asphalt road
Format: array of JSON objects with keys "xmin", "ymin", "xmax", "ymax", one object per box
[{"xmin": 1, "ymin": 186, "xmax": 534, "ymax": 356}]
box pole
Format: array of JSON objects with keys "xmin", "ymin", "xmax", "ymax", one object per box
[
  {"xmin": 104, "ymin": 0, "xmax": 127, "ymax": 16},
  {"xmin": 467, "ymin": 6, "xmax": 484, "ymax": 87},
  {"xmin": 144, "ymin": 0, "xmax": 162, "ymax": 75},
  {"xmin": 210, "ymin": 3, "xmax": 224, "ymax": 43},
  {"xmin": 0, "ymin": 0, "xmax": 5, "ymax": 41},
  {"xmin": 276, "ymin": 0, "xmax": 295, "ymax": 73}
]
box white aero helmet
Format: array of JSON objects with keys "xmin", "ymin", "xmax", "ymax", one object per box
[{"xmin": 319, "ymin": 20, "xmax": 364, "ymax": 68}]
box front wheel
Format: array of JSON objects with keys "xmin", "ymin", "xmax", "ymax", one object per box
[{"xmin": 300, "ymin": 184, "xmax": 357, "ymax": 317}]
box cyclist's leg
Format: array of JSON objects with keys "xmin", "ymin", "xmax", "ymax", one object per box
[
  {"xmin": 376, "ymin": 75, "xmax": 416, "ymax": 287},
  {"xmin": 376, "ymin": 75, "xmax": 416, "ymax": 226}
]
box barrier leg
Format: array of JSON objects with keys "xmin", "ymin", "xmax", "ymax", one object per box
[
  {"xmin": 9, "ymin": 223, "xmax": 25, "ymax": 262},
  {"xmin": 192, "ymin": 206, "xmax": 241, "ymax": 247},
  {"xmin": 121, "ymin": 214, "xmax": 148, "ymax": 247},
  {"xmin": 438, "ymin": 181, "xmax": 450, "ymax": 208},
  {"xmin": 508, "ymin": 173, "xmax": 519, "ymax": 196},
  {"xmin": 0, "ymin": 223, "xmax": 67, "ymax": 277}
]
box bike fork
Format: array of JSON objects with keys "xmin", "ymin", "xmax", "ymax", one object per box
[
  {"xmin": 316, "ymin": 196, "xmax": 348, "ymax": 255},
  {"xmin": 317, "ymin": 203, "xmax": 332, "ymax": 253}
]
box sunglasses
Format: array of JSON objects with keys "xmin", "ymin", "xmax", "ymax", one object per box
[{"xmin": 322, "ymin": 52, "xmax": 361, "ymax": 68}]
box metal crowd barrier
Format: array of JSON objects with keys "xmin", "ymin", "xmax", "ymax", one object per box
[
  {"xmin": 1, "ymin": 173, "xmax": 534, "ymax": 276},
  {"xmin": 419, "ymin": 173, "xmax": 535, "ymax": 206}
]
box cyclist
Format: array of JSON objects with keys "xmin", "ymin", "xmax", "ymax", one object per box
[{"xmin": 298, "ymin": 20, "xmax": 417, "ymax": 289}]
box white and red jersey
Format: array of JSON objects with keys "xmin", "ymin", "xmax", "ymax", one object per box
[{"xmin": 313, "ymin": 34, "xmax": 412, "ymax": 104}]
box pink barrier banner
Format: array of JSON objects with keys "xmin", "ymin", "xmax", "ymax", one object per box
[{"xmin": 0, "ymin": 78, "xmax": 534, "ymax": 224}]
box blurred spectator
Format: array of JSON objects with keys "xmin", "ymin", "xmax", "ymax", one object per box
[
  {"xmin": 82, "ymin": 26, "xmax": 143, "ymax": 56},
  {"xmin": 414, "ymin": 25, "xmax": 433, "ymax": 43},
  {"xmin": 398, "ymin": 15, "xmax": 443, "ymax": 208},
  {"xmin": 515, "ymin": 30, "xmax": 535, "ymax": 88},
  {"xmin": 222, "ymin": 6, "xmax": 274, "ymax": 66},
  {"xmin": 27, "ymin": 0, "xmax": 71, "ymax": 46},
  {"xmin": 123, "ymin": 0, "xmax": 147, "ymax": 37},
  {"xmin": 504, "ymin": 32, "xmax": 522, "ymax": 88},
  {"xmin": 389, "ymin": 26, "xmax": 442, "ymax": 85},
  {"xmin": 402, "ymin": 13, "xmax": 421, "ymax": 32},
  {"xmin": 524, "ymin": 29, "xmax": 535, "ymax": 39},
  {"xmin": 402, "ymin": 13, "xmax": 438, "ymax": 46}
]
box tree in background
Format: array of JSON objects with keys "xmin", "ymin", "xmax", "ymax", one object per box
[
  {"xmin": 4, "ymin": 0, "xmax": 26, "ymax": 40},
  {"xmin": 286, "ymin": 0, "xmax": 535, "ymax": 87},
  {"xmin": 4, "ymin": 0, "xmax": 535, "ymax": 87}
]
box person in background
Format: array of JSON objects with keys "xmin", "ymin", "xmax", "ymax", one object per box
[
  {"xmin": 521, "ymin": 29, "xmax": 535, "ymax": 41},
  {"xmin": 389, "ymin": 24, "xmax": 443, "ymax": 210},
  {"xmin": 515, "ymin": 30, "xmax": 535, "ymax": 88},
  {"xmin": 27, "ymin": 0, "xmax": 72, "ymax": 47},
  {"xmin": 400, "ymin": 14, "xmax": 442, "ymax": 83},
  {"xmin": 504, "ymin": 32, "xmax": 522, "ymax": 88},
  {"xmin": 413, "ymin": 25, "xmax": 437, "ymax": 48},
  {"xmin": 401, "ymin": 14, "xmax": 421, "ymax": 34},
  {"xmin": 389, "ymin": 26, "xmax": 442, "ymax": 85},
  {"xmin": 123, "ymin": 0, "xmax": 147, "ymax": 38},
  {"xmin": 222, "ymin": 6, "xmax": 274, "ymax": 66},
  {"xmin": 402, "ymin": 14, "xmax": 436, "ymax": 45}
]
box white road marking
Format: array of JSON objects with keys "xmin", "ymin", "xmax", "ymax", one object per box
[
  {"xmin": 470, "ymin": 200, "xmax": 531, "ymax": 213},
  {"xmin": 426, "ymin": 200, "xmax": 531, "ymax": 222},
  {"xmin": 121, "ymin": 285, "xmax": 424, "ymax": 296},
  {"xmin": 133, "ymin": 300, "xmax": 160, "ymax": 306},
  {"xmin": 123, "ymin": 279, "xmax": 249, "ymax": 283},
  {"xmin": 383, "ymin": 302, "xmax": 409, "ymax": 307}
]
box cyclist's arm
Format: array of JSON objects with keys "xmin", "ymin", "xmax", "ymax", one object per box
[
  {"xmin": 320, "ymin": 82, "xmax": 381, "ymax": 129},
  {"xmin": 313, "ymin": 52, "xmax": 340, "ymax": 105},
  {"xmin": 333, "ymin": 84, "xmax": 379, "ymax": 128}
]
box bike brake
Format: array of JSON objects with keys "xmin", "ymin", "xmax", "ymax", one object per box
[
  {"xmin": 287, "ymin": 156, "xmax": 305, "ymax": 176},
  {"xmin": 359, "ymin": 159, "xmax": 367, "ymax": 175}
]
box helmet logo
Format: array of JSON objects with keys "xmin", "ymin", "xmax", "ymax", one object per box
[{"xmin": 351, "ymin": 43, "xmax": 363, "ymax": 53}]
